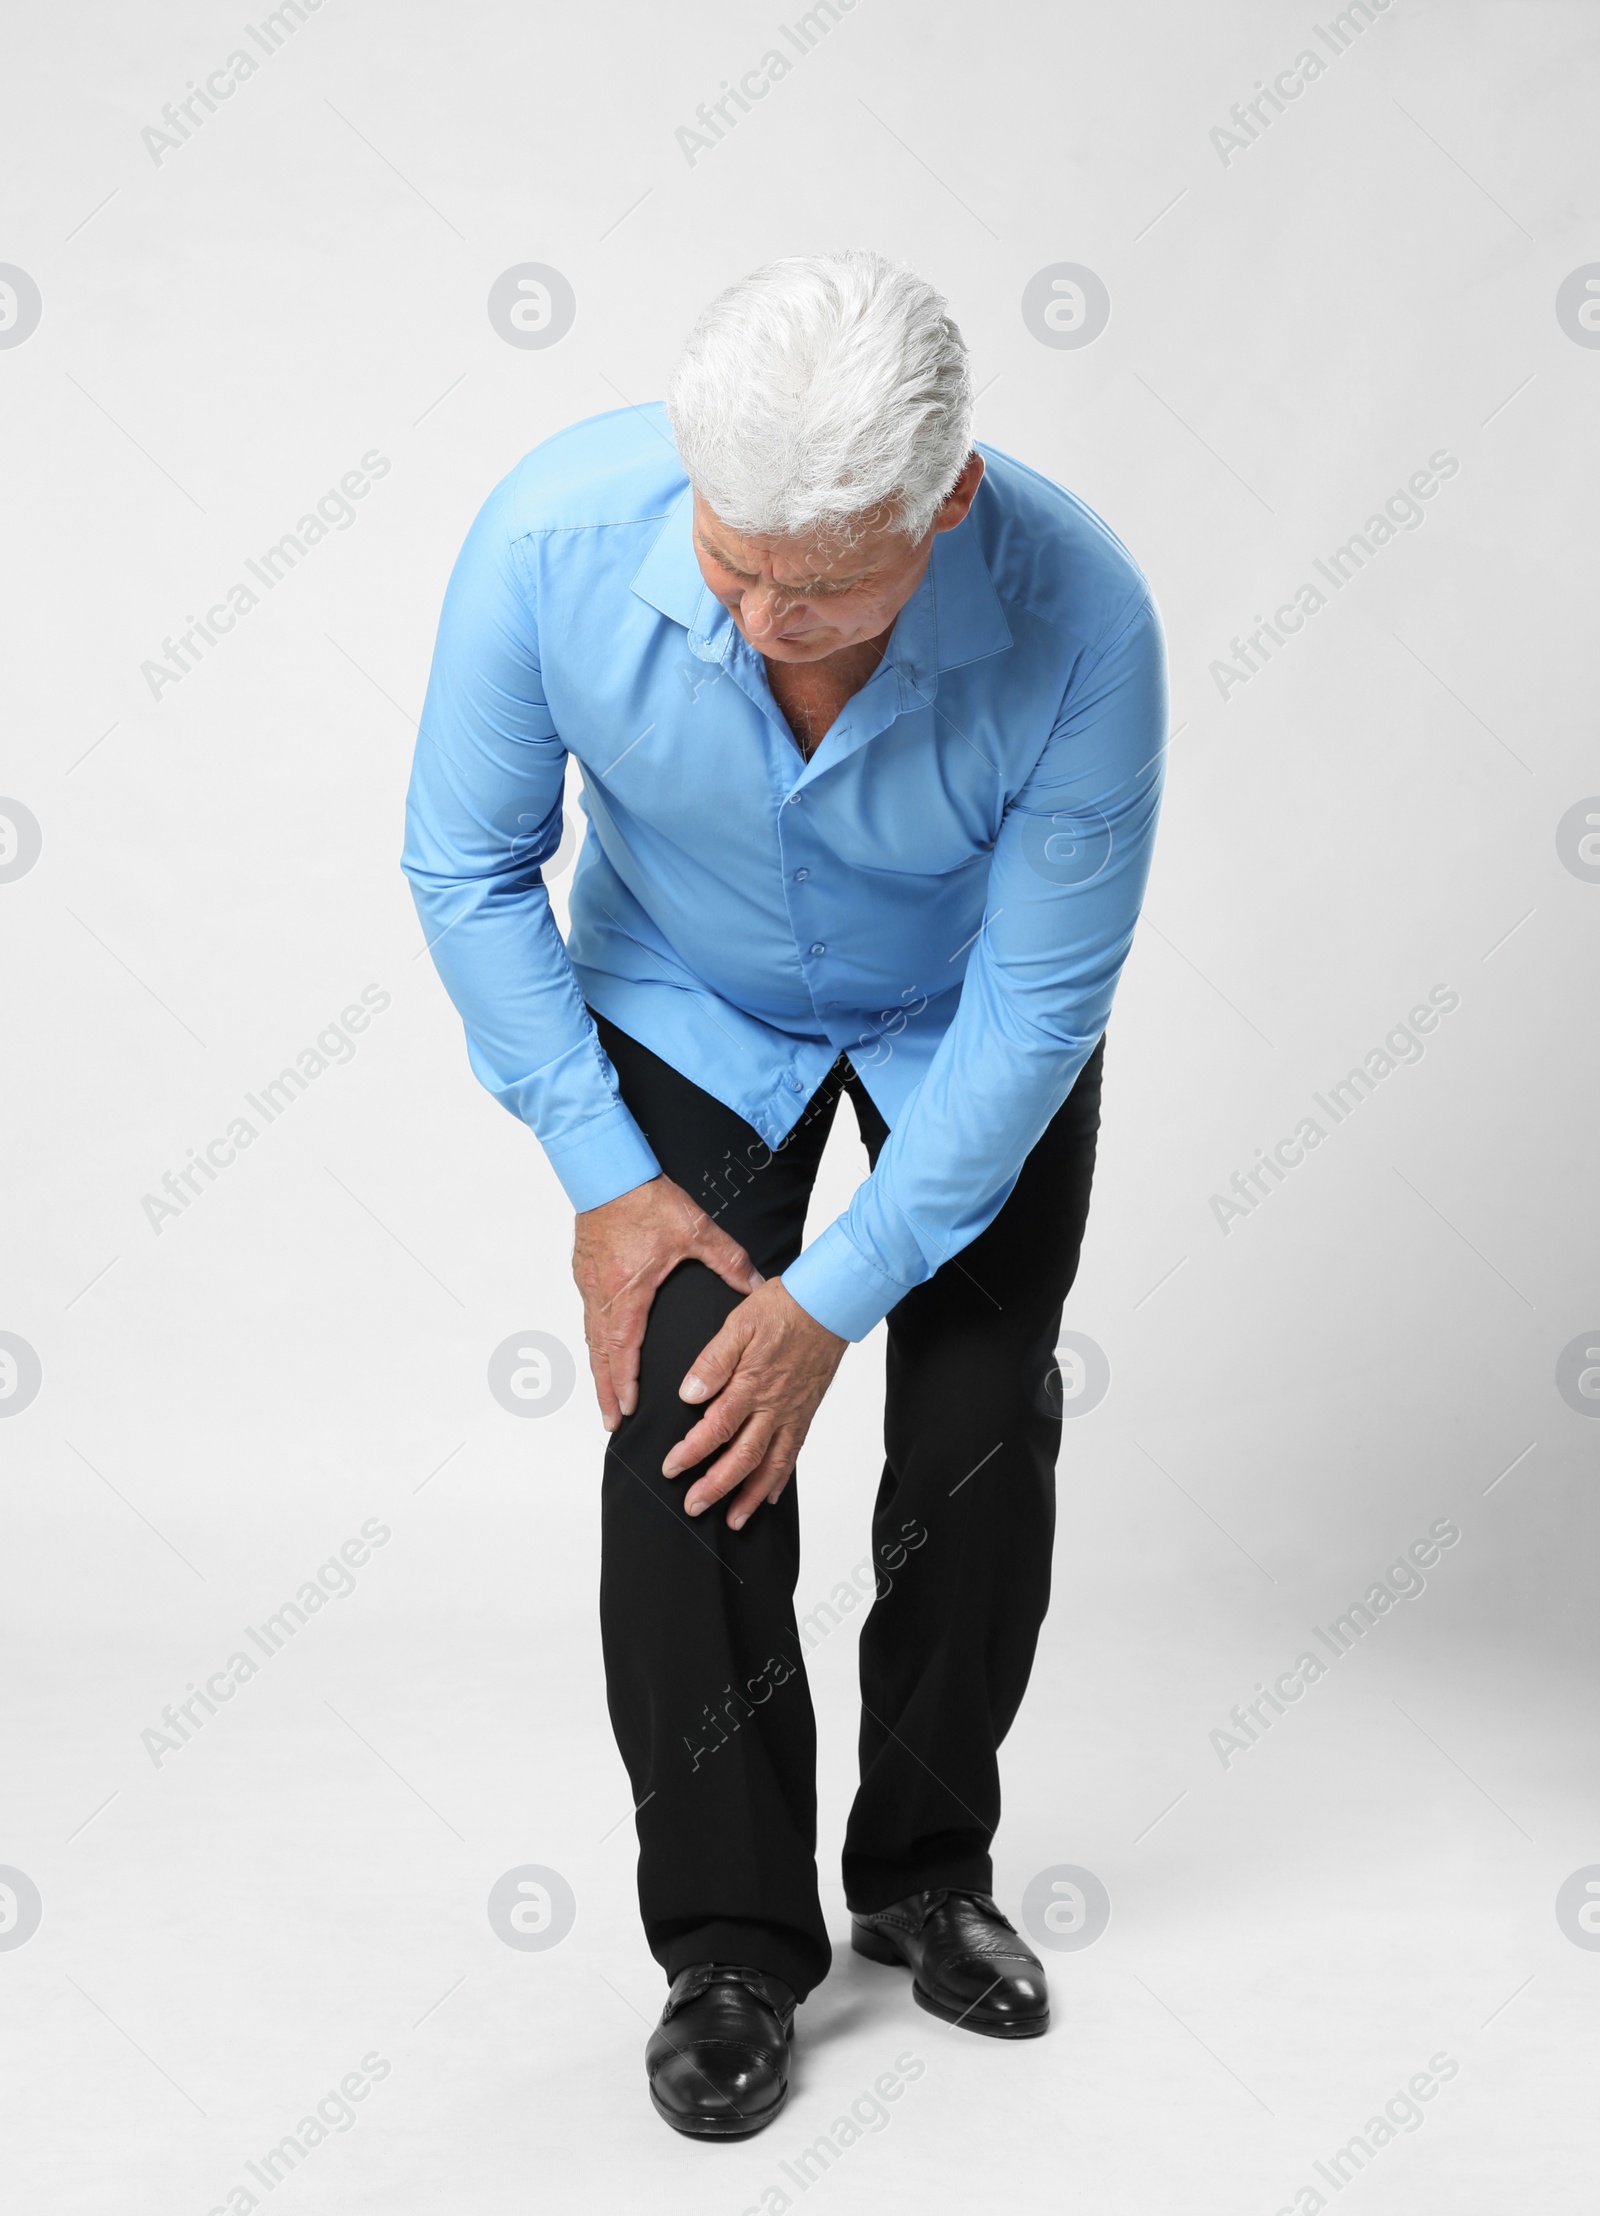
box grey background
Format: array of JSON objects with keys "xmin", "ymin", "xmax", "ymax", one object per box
[{"xmin": 2, "ymin": 1, "xmax": 1597, "ymax": 2208}]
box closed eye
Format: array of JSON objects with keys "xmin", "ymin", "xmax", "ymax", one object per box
[{"xmin": 696, "ymin": 534, "xmax": 869, "ymax": 598}]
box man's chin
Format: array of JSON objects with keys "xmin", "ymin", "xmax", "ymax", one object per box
[{"xmin": 746, "ymin": 628, "xmax": 843, "ymax": 662}]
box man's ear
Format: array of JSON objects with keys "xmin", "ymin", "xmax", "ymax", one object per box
[{"xmin": 932, "ymin": 450, "xmax": 985, "ymax": 536}]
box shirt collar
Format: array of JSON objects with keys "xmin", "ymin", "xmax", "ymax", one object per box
[
  {"xmin": 627, "ymin": 480, "xmax": 1014, "ymax": 682},
  {"xmin": 628, "ymin": 483, "xmax": 716, "ymax": 637},
  {"xmin": 926, "ymin": 500, "xmax": 1014, "ymax": 672}
]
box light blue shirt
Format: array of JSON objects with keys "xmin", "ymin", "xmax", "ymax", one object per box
[{"xmin": 402, "ymin": 404, "xmax": 1166, "ymax": 1342}]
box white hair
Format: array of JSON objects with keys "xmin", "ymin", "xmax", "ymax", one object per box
[{"xmin": 666, "ymin": 250, "xmax": 974, "ymax": 543}]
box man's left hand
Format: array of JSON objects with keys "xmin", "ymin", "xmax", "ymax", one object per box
[{"xmin": 661, "ymin": 1279, "xmax": 848, "ymax": 1530}]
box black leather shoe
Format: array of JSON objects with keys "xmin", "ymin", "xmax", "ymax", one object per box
[
  {"xmin": 852, "ymin": 1888, "xmax": 1049, "ymax": 2037},
  {"xmin": 645, "ymin": 1963, "xmax": 795, "ymax": 2138}
]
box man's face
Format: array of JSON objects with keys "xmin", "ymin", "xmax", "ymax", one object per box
[{"xmin": 690, "ymin": 453, "xmax": 984, "ymax": 664}]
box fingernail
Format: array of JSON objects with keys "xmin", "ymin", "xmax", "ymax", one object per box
[
  {"xmin": 728, "ymin": 1513, "xmax": 747, "ymax": 1531},
  {"xmin": 685, "ymin": 1497, "xmax": 705, "ymax": 1517},
  {"xmin": 680, "ymin": 1373, "xmax": 707, "ymax": 1402}
]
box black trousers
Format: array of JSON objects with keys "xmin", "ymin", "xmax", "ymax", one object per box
[{"xmin": 592, "ymin": 1009, "xmax": 1107, "ymax": 2003}]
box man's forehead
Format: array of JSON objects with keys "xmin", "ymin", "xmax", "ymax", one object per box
[{"xmin": 691, "ymin": 494, "xmax": 892, "ymax": 583}]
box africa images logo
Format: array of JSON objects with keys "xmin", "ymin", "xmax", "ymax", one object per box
[{"xmin": 0, "ymin": 264, "xmax": 42, "ymax": 348}]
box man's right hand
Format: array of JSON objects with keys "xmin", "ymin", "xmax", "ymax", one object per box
[{"xmin": 572, "ymin": 1175, "xmax": 764, "ymax": 1432}]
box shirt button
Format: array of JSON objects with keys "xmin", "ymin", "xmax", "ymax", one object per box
[
  {"xmin": 809, "ymin": 942, "xmax": 826, "ymax": 956},
  {"xmin": 788, "ymin": 791, "xmax": 804, "ymax": 806},
  {"xmin": 794, "ymin": 868, "xmax": 809, "ymax": 882},
  {"xmin": 788, "ymin": 1075, "xmax": 805, "ymax": 1091}
]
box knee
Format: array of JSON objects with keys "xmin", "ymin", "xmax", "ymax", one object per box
[
  {"xmin": 639, "ymin": 1258, "xmax": 742, "ymax": 1374},
  {"xmin": 605, "ymin": 1262, "xmax": 743, "ymax": 1461},
  {"xmin": 896, "ymin": 1314, "xmax": 1053, "ymax": 1403}
]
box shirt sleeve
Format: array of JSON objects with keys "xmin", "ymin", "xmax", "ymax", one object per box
[
  {"xmin": 401, "ymin": 474, "xmax": 662, "ymax": 1212},
  {"xmin": 781, "ymin": 592, "xmax": 1167, "ymax": 1341}
]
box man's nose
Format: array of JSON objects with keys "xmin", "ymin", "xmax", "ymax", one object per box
[{"xmin": 740, "ymin": 583, "xmax": 798, "ymax": 636}]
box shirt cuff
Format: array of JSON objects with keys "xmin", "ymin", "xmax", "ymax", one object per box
[
  {"xmin": 781, "ymin": 1218, "xmax": 916, "ymax": 1342},
  {"xmin": 538, "ymin": 1101, "xmax": 662, "ymax": 1215}
]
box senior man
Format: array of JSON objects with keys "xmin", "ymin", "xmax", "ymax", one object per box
[{"xmin": 403, "ymin": 250, "xmax": 1165, "ymax": 2139}]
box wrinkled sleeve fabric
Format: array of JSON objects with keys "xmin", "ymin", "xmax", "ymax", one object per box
[
  {"xmin": 782, "ymin": 592, "xmax": 1167, "ymax": 1342},
  {"xmin": 401, "ymin": 475, "xmax": 662, "ymax": 1212}
]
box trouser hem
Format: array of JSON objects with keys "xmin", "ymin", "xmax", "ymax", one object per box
[
  {"xmin": 659, "ymin": 1918, "xmax": 830, "ymax": 2005},
  {"xmin": 844, "ymin": 1853, "xmax": 996, "ymax": 1919}
]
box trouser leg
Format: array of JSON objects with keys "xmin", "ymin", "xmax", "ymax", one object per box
[
  {"xmin": 840, "ymin": 1035, "xmax": 1108, "ymax": 1912},
  {"xmin": 591, "ymin": 1011, "xmax": 849, "ymax": 2001}
]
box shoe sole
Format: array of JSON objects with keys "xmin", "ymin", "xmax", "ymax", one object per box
[
  {"xmin": 851, "ymin": 1923, "xmax": 1050, "ymax": 2040},
  {"xmin": 648, "ymin": 2077, "xmax": 790, "ymax": 2139}
]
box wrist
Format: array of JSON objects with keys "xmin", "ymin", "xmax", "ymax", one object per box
[
  {"xmin": 772, "ymin": 1277, "xmax": 847, "ymax": 1350},
  {"xmin": 578, "ymin": 1172, "xmax": 662, "ymax": 1221}
]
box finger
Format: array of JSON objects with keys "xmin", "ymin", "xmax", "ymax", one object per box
[
  {"xmin": 683, "ymin": 1417, "xmax": 774, "ymax": 1517},
  {"xmin": 693, "ymin": 1218, "xmax": 766, "ymax": 1298},
  {"xmin": 676, "ymin": 1305, "xmax": 753, "ymax": 1411},
  {"xmin": 584, "ymin": 1330, "xmax": 622, "ymax": 1432},
  {"xmin": 591, "ymin": 1279, "xmax": 649, "ymax": 1424},
  {"xmin": 662, "ymin": 1379, "xmax": 751, "ymax": 1479},
  {"xmin": 604, "ymin": 1294, "xmax": 649, "ymax": 1422},
  {"xmin": 723, "ymin": 1441, "xmax": 792, "ymax": 1530}
]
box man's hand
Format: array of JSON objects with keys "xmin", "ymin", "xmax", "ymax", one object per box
[
  {"xmin": 663, "ymin": 1278, "xmax": 848, "ymax": 1530},
  {"xmin": 573, "ymin": 1176, "xmax": 763, "ymax": 1432}
]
